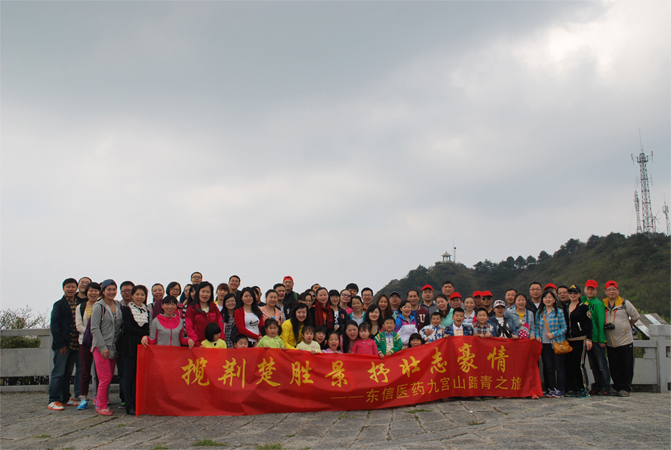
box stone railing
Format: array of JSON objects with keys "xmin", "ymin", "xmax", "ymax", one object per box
[{"xmin": 1, "ymin": 326, "xmax": 670, "ymax": 392}]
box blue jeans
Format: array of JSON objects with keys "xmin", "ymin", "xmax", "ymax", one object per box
[
  {"xmin": 587, "ymin": 344, "xmax": 611, "ymax": 392},
  {"xmin": 74, "ymin": 353, "xmax": 81, "ymax": 399},
  {"xmin": 48, "ymin": 347, "xmax": 79, "ymax": 403}
]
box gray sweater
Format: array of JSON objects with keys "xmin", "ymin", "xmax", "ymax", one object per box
[{"xmin": 90, "ymin": 299, "xmax": 123, "ymax": 358}]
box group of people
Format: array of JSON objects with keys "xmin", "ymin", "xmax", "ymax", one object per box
[{"xmin": 48, "ymin": 273, "xmax": 641, "ymax": 416}]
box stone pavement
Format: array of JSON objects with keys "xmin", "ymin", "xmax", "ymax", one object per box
[{"xmin": 1, "ymin": 392, "xmax": 669, "ymax": 450}]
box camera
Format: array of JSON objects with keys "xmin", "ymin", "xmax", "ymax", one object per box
[{"xmin": 604, "ymin": 323, "xmax": 615, "ymax": 330}]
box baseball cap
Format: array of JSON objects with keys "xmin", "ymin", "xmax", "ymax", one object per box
[
  {"xmin": 422, "ymin": 284, "xmax": 433, "ymax": 291},
  {"xmin": 544, "ymin": 283, "xmax": 557, "ymax": 290},
  {"xmin": 493, "ymin": 300, "xmax": 506, "ymax": 308},
  {"xmin": 605, "ymin": 280, "xmax": 618, "ymax": 289},
  {"xmin": 473, "ymin": 290, "xmax": 482, "ymax": 297},
  {"xmin": 390, "ymin": 291, "xmax": 401, "ymax": 298},
  {"xmin": 481, "ymin": 290, "xmax": 493, "ymax": 297},
  {"xmin": 568, "ymin": 284, "xmax": 581, "ymax": 294},
  {"xmin": 449, "ymin": 292, "xmax": 462, "ymax": 300},
  {"xmin": 585, "ymin": 280, "xmax": 598, "ymax": 289},
  {"xmin": 283, "ymin": 276, "xmax": 293, "ymax": 282}
]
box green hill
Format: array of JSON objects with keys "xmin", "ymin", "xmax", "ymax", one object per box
[{"xmin": 379, "ymin": 233, "xmax": 671, "ymax": 320}]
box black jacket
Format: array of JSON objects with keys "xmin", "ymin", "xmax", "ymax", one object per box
[
  {"xmin": 119, "ymin": 305, "xmax": 150, "ymax": 358},
  {"xmin": 51, "ymin": 296, "xmax": 76, "ymax": 350},
  {"xmin": 567, "ymin": 302, "xmax": 593, "ymax": 340}
]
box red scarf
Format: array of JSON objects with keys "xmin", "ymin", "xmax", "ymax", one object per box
[{"xmin": 314, "ymin": 300, "xmax": 334, "ymax": 330}]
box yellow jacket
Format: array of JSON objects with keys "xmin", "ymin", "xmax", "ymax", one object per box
[{"xmin": 280, "ymin": 320, "xmax": 304, "ymax": 349}]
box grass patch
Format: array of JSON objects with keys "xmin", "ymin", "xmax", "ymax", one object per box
[
  {"xmin": 256, "ymin": 444, "xmax": 283, "ymax": 450},
  {"xmin": 194, "ymin": 439, "xmax": 227, "ymax": 447},
  {"xmin": 151, "ymin": 446, "xmax": 169, "ymax": 450},
  {"xmin": 405, "ymin": 408, "xmax": 431, "ymax": 414},
  {"xmin": 116, "ymin": 423, "xmax": 126, "ymax": 428},
  {"xmin": 285, "ymin": 434, "xmax": 295, "ymax": 437},
  {"xmin": 468, "ymin": 420, "xmax": 484, "ymax": 425},
  {"xmin": 34, "ymin": 435, "xmax": 51, "ymax": 439}
]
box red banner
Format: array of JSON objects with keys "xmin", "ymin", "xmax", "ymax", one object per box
[{"xmin": 136, "ymin": 337, "xmax": 542, "ymax": 416}]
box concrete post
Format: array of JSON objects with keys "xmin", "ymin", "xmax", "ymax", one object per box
[{"xmin": 650, "ymin": 324, "xmax": 671, "ymax": 393}]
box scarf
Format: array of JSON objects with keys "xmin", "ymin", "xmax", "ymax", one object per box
[
  {"xmin": 314, "ymin": 301, "xmax": 334, "ymax": 330},
  {"xmin": 130, "ymin": 302, "xmax": 149, "ymax": 327},
  {"xmin": 603, "ymin": 296, "xmax": 624, "ymax": 309}
]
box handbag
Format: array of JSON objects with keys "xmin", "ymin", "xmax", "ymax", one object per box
[{"xmin": 544, "ymin": 312, "xmax": 572, "ymax": 354}]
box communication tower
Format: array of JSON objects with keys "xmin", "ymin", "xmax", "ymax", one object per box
[
  {"xmin": 632, "ymin": 133, "xmax": 656, "ymax": 235},
  {"xmin": 664, "ymin": 200, "xmax": 670, "ymax": 236},
  {"xmin": 634, "ymin": 191, "xmax": 642, "ymax": 234}
]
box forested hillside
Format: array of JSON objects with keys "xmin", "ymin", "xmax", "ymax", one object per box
[{"xmin": 379, "ymin": 233, "xmax": 670, "ymax": 319}]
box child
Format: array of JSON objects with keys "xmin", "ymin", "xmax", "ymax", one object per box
[
  {"xmin": 257, "ymin": 319, "xmax": 286, "ymax": 349},
  {"xmin": 488, "ymin": 300, "xmax": 518, "ymax": 339},
  {"xmin": 201, "ymin": 323, "xmax": 227, "ymax": 348},
  {"xmin": 351, "ymin": 323, "xmax": 378, "ymax": 355},
  {"xmin": 234, "ymin": 335, "xmax": 250, "ymax": 348},
  {"xmin": 408, "ymin": 333, "xmax": 424, "ymax": 347},
  {"xmin": 445, "ymin": 308, "xmax": 474, "ymax": 336},
  {"xmin": 375, "ymin": 316, "xmax": 402, "ymax": 358},
  {"xmin": 323, "ymin": 331, "xmax": 341, "ymax": 353},
  {"xmin": 395, "ymin": 300, "xmax": 418, "ymax": 348},
  {"xmin": 420, "ymin": 312, "xmax": 445, "ymax": 343},
  {"xmin": 315, "ymin": 325, "xmax": 328, "ymax": 350},
  {"xmin": 296, "ymin": 325, "xmax": 321, "ymax": 354},
  {"xmin": 473, "ymin": 308, "xmax": 494, "ymax": 338}
]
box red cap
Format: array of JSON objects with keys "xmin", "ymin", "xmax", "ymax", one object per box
[
  {"xmin": 283, "ymin": 276, "xmax": 293, "ymax": 282},
  {"xmin": 449, "ymin": 292, "xmax": 462, "ymax": 300},
  {"xmin": 605, "ymin": 280, "xmax": 618, "ymax": 289},
  {"xmin": 481, "ymin": 290, "xmax": 493, "ymax": 297},
  {"xmin": 585, "ymin": 280, "xmax": 598, "ymax": 289},
  {"xmin": 473, "ymin": 290, "xmax": 482, "ymax": 297},
  {"xmin": 544, "ymin": 283, "xmax": 557, "ymax": 290},
  {"xmin": 422, "ymin": 284, "xmax": 433, "ymax": 291}
]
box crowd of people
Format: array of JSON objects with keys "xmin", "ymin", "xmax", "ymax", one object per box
[{"xmin": 48, "ymin": 273, "xmax": 641, "ymax": 416}]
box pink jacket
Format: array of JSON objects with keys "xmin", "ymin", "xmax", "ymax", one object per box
[{"xmin": 351, "ymin": 338, "xmax": 378, "ymax": 356}]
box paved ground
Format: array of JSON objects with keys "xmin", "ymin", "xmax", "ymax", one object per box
[{"xmin": 1, "ymin": 392, "xmax": 669, "ymax": 450}]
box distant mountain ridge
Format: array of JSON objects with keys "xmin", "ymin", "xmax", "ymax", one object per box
[{"xmin": 379, "ymin": 233, "xmax": 670, "ymax": 320}]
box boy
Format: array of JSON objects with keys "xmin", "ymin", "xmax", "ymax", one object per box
[
  {"xmin": 472, "ymin": 308, "xmax": 494, "ymax": 338},
  {"xmin": 420, "ymin": 312, "xmax": 445, "ymax": 343},
  {"xmin": 375, "ymin": 316, "xmax": 402, "ymax": 358},
  {"xmin": 488, "ymin": 300, "xmax": 518, "ymax": 339},
  {"xmin": 234, "ymin": 335, "xmax": 250, "ymax": 348},
  {"xmin": 445, "ymin": 308, "xmax": 474, "ymax": 336}
]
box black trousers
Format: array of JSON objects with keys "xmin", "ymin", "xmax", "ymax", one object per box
[
  {"xmin": 606, "ymin": 343, "xmax": 635, "ymax": 393},
  {"xmin": 564, "ymin": 339, "xmax": 588, "ymax": 392},
  {"xmin": 121, "ymin": 355, "xmax": 137, "ymax": 406}
]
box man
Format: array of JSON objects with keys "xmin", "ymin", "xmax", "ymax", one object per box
[
  {"xmin": 504, "ymin": 288, "xmax": 517, "ymax": 309},
  {"xmin": 311, "ymin": 283, "xmax": 321, "ymax": 293},
  {"xmin": 48, "ymin": 278, "xmax": 81, "ymax": 410},
  {"xmin": 472, "ymin": 290, "xmax": 482, "ymax": 309},
  {"xmin": 117, "ymin": 280, "xmax": 135, "ymax": 406},
  {"xmin": 120, "ymin": 281, "xmax": 134, "ymax": 307},
  {"xmin": 557, "ymin": 285, "xmax": 569, "ymax": 306},
  {"xmin": 191, "ymin": 272, "xmax": 203, "ymax": 285},
  {"xmin": 420, "ymin": 285, "xmax": 438, "ymax": 315},
  {"xmin": 526, "ymin": 282, "xmax": 543, "ymax": 315},
  {"xmin": 441, "ymin": 281, "xmax": 455, "ymax": 298},
  {"xmin": 480, "ymin": 290, "xmax": 494, "ymax": 317},
  {"xmin": 229, "ymin": 275, "xmax": 241, "ymax": 300},
  {"xmin": 339, "ymin": 289, "xmax": 352, "ymax": 312},
  {"xmin": 582, "ymin": 279, "xmax": 611, "ymax": 396},
  {"xmin": 346, "ymin": 283, "xmax": 359, "ymax": 298},
  {"xmin": 389, "ymin": 291, "xmax": 402, "ymax": 318},
  {"xmin": 407, "ymin": 290, "xmax": 422, "ymax": 327},
  {"xmin": 283, "ymin": 276, "xmax": 299, "ymax": 308},
  {"xmin": 361, "ymin": 287, "xmax": 374, "ymax": 311},
  {"xmin": 76, "ymin": 277, "xmax": 91, "ymax": 304}
]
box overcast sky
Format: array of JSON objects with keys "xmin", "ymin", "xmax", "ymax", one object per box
[{"xmin": 2, "ymin": 1, "xmax": 669, "ymax": 314}]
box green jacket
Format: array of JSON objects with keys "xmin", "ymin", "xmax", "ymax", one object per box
[
  {"xmin": 582, "ymin": 295, "xmax": 606, "ymax": 344},
  {"xmin": 375, "ymin": 331, "xmax": 402, "ymax": 355}
]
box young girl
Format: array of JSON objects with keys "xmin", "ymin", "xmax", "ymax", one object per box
[
  {"xmin": 341, "ymin": 321, "xmax": 360, "ymax": 354},
  {"xmin": 351, "ymin": 323, "xmax": 378, "ymax": 355},
  {"xmin": 142, "ymin": 296, "xmax": 194, "ymax": 348},
  {"xmin": 201, "ymin": 323, "xmax": 227, "ymax": 348},
  {"xmin": 185, "ymin": 281, "xmax": 225, "ymax": 347},
  {"xmin": 364, "ymin": 305, "xmax": 384, "ymax": 337},
  {"xmin": 296, "ymin": 325, "xmax": 321, "ymax": 354},
  {"xmin": 375, "ymin": 316, "xmax": 402, "ymax": 357},
  {"xmin": 281, "ymin": 303, "xmax": 308, "ymax": 349},
  {"xmin": 314, "ymin": 326, "xmax": 328, "ymax": 350},
  {"xmin": 257, "ymin": 319, "xmax": 286, "ymax": 349},
  {"xmin": 395, "ymin": 300, "xmax": 418, "ymax": 348},
  {"xmin": 234, "ymin": 287, "xmax": 266, "ymax": 346},
  {"xmin": 535, "ymin": 291, "xmax": 567, "ymax": 398},
  {"xmin": 408, "ymin": 333, "xmax": 424, "ymax": 348},
  {"xmin": 349, "ymin": 296, "xmax": 365, "ymax": 325},
  {"xmin": 463, "ymin": 297, "xmax": 476, "ymax": 327},
  {"xmin": 323, "ymin": 331, "xmax": 341, "ymax": 353}
]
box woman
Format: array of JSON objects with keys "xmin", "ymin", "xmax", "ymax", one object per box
[
  {"xmin": 436, "ymin": 294, "xmax": 452, "ymax": 327},
  {"xmin": 299, "ymin": 290, "xmax": 314, "ymax": 309},
  {"xmin": 181, "ymin": 284, "xmax": 192, "ymax": 306},
  {"xmin": 463, "ymin": 297, "xmax": 476, "ymax": 327},
  {"xmin": 395, "ymin": 300, "xmax": 418, "ymax": 348},
  {"xmin": 142, "ymin": 296, "xmax": 193, "ymax": 348},
  {"xmin": 341, "ymin": 320, "xmax": 359, "ymax": 354},
  {"xmin": 534, "ymin": 290, "xmax": 567, "ymax": 398},
  {"xmin": 234, "ymin": 287, "xmax": 265, "ymax": 345},
  {"xmin": 215, "ymin": 283, "xmax": 230, "ymax": 312},
  {"xmin": 339, "ymin": 290, "xmax": 352, "ymax": 314},
  {"xmin": 603, "ymin": 281, "xmax": 640, "ymax": 397},
  {"xmin": 151, "ymin": 283, "xmax": 164, "ymax": 307},
  {"xmin": 253, "ymin": 286, "xmax": 263, "ymax": 305},
  {"xmin": 75, "ymin": 282, "xmax": 101, "ymax": 410},
  {"xmin": 505, "ymin": 293, "xmax": 535, "ymax": 339},
  {"xmin": 152, "ymin": 282, "xmax": 180, "ymax": 320},
  {"xmin": 329, "ymin": 289, "xmax": 347, "ymax": 334},
  {"xmin": 348, "ymin": 296, "xmax": 365, "ymax": 325},
  {"xmin": 281, "ymin": 303, "xmax": 309, "ymax": 349},
  {"xmin": 364, "ymin": 305, "xmax": 384, "ymax": 337},
  {"xmin": 90, "ymin": 279, "xmax": 123, "ymax": 416},
  {"xmin": 167, "ymin": 281, "xmax": 182, "ymax": 299},
  {"xmin": 119, "ymin": 285, "xmax": 150, "ymax": 415},
  {"xmin": 185, "ymin": 281, "xmax": 225, "ymax": 347},
  {"xmin": 221, "ymin": 293, "xmax": 238, "ymax": 348},
  {"xmin": 312, "ymin": 287, "xmax": 334, "ymax": 332},
  {"xmin": 260, "ymin": 289, "xmax": 285, "ymax": 326},
  {"xmin": 564, "ymin": 285, "xmax": 593, "ymax": 398},
  {"xmin": 376, "ymin": 294, "xmax": 393, "ymax": 320}
]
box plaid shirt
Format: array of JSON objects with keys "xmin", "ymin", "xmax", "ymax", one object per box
[
  {"xmin": 473, "ymin": 323, "xmax": 494, "ymax": 337},
  {"xmin": 534, "ymin": 307, "xmax": 567, "ymax": 343}
]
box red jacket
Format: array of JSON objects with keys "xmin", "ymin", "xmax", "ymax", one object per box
[
  {"xmin": 185, "ymin": 302, "xmax": 225, "ymax": 347},
  {"xmin": 234, "ymin": 308, "xmax": 265, "ymax": 342}
]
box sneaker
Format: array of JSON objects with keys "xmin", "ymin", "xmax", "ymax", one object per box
[
  {"xmin": 48, "ymin": 402, "xmax": 64, "ymax": 411},
  {"xmin": 97, "ymin": 408, "xmax": 113, "ymax": 416},
  {"xmin": 618, "ymin": 390, "xmax": 630, "ymax": 397},
  {"xmin": 553, "ymin": 390, "xmax": 564, "ymax": 398},
  {"xmin": 77, "ymin": 399, "xmax": 89, "ymax": 410},
  {"xmin": 565, "ymin": 390, "xmax": 576, "ymax": 398},
  {"xmin": 575, "ymin": 389, "xmax": 590, "ymax": 399},
  {"xmin": 545, "ymin": 389, "xmax": 555, "ymax": 398},
  {"xmin": 120, "ymin": 401, "xmax": 126, "ymax": 407},
  {"xmin": 597, "ymin": 389, "xmax": 609, "ymax": 396},
  {"xmin": 608, "ymin": 387, "xmax": 619, "ymax": 396},
  {"xmin": 63, "ymin": 399, "xmax": 80, "ymax": 407}
]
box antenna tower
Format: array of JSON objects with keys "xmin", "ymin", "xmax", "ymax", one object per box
[
  {"xmin": 634, "ymin": 133, "xmax": 656, "ymax": 234},
  {"xmin": 663, "ymin": 200, "xmax": 670, "ymax": 236},
  {"xmin": 634, "ymin": 191, "xmax": 642, "ymax": 234}
]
